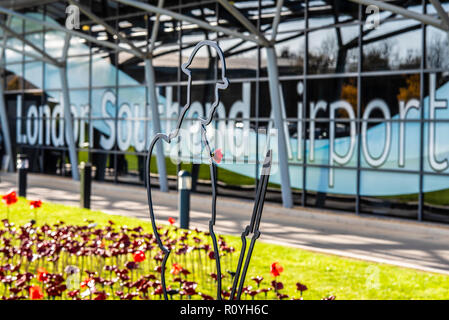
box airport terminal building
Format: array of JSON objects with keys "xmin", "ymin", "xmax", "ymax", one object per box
[{"xmin": 1, "ymin": 0, "xmax": 449, "ymax": 223}]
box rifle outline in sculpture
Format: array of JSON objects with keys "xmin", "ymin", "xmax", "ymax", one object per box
[
  {"xmin": 230, "ymin": 149, "xmax": 272, "ymax": 300},
  {"xmin": 145, "ymin": 40, "xmax": 228, "ymax": 300}
]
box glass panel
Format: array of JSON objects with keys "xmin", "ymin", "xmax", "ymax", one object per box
[
  {"xmin": 25, "ymin": 11, "xmax": 44, "ymax": 33},
  {"xmin": 268, "ymin": 32, "xmax": 305, "ymax": 77},
  {"xmin": 44, "ymin": 30, "xmax": 66, "ymax": 58},
  {"xmin": 306, "ymin": 167, "xmax": 357, "ymax": 212},
  {"xmin": 361, "ymin": 74, "xmax": 421, "ymax": 171},
  {"xmin": 360, "ymin": 171, "xmax": 419, "ymax": 219},
  {"xmin": 426, "ymin": 26, "xmax": 449, "ymax": 69},
  {"xmin": 92, "ymin": 53, "xmax": 116, "ymax": 87},
  {"xmin": 119, "ymin": 53, "xmax": 144, "ymax": 85},
  {"xmin": 308, "ymin": 0, "xmax": 358, "ymax": 28},
  {"xmin": 69, "ymin": 90, "xmax": 89, "ymax": 150},
  {"xmin": 5, "ymin": 37, "xmax": 24, "ymax": 64},
  {"xmin": 24, "ymin": 61, "xmax": 42, "ymax": 89},
  {"xmin": 153, "ymin": 46, "xmax": 180, "ymax": 83},
  {"xmin": 6, "ymin": 63, "xmax": 23, "ymax": 90},
  {"xmin": 68, "ymin": 37, "xmax": 90, "ymax": 56},
  {"xmin": 422, "ymin": 73, "xmax": 449, "ymax": 173},
  {"xmin": 306, "ymin": 77, "xmax": 358, "ymax": 170},
  {"xmin": 44, "ymin": 62, "xmax": 61, "ymax": 90},
  {"xmin": 362, "ymin": 19, "xmax": 421, "ymax": 71},
  {"xmin": 423, "ymin": 174, "xmax": 449, "ymax": 223},
  {"xmin": 308, "ymin": 26, "xmax": 359, "ymax": 74},
  {"xmin": 67, "ymin": 56, "xmax": 90, "ymax": 89},
  {"xmin": 221, "ymin": 38, "xmax": 259, "ymax": 79},
  {"xmin": 117, "ymin": 86, "xmax": 147, "ymax": 153}
]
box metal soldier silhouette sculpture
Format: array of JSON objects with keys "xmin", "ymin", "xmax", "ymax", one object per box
[{"xmin": 145, "ymin": 40, "xmax": 272, "ymax": 300}]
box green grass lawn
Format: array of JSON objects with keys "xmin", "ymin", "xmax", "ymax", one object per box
[{"xmin": 3, "ymin": 197, "xmax": 449, "ymax": 300}]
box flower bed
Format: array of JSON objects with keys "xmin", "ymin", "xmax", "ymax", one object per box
[
  {"xmin": 0, "ymin": 209, "xmax": 312, "ymax": 300},
  {"xmin": 3, "ymin": 193, "xmax": 449, "ymax": 299}
]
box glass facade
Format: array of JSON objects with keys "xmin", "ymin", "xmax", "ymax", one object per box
[{"xmin": 2, "ymin": 0, "xmax": 449, "ymax": 223}]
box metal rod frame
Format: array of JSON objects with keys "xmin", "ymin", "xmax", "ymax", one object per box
[
  {"xmin": 60, "ymin": 33, "xmax": 79, "ymax": 180},
  {"xmin": 230, "ymin": 150, "xmax": 272, "ymax": 300},
  {"xmin": 145, "ymin": 40, "xmax": 229, "ymax": 300}
]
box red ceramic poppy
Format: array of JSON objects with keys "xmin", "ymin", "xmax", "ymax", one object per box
[
  {"xmin": 212, "ymin": 148, "xmax": 223, "ymax": 164},
  {"xmin": 29, "ymin": 285, "xmax": 44, "ymax": 300},
  {"xmin": 2, "ymin": 190, "xmax": 18, "ymax": 206},
  {"xmin": 80, "ymin": 278, "xmax": 94, "ymax": 289},
  {"xmin": 270, "ymin": 262, "xmax": 284, "ymax": 277},
  {"xmin": 29, "ymin": 200, "xmax": 42, "ymax": 209},
  {"xmin": 170, "ymin": 263, "xmax": 183, "ymax": 275},
  {"xmin": 133, "ymin": 250, "xmax": 146, "ymax": 263},
  {"xmin": 37, "ymin": 267, "xmax": 48, "ymax": 283},
  {"xmin": 168, "ymin": 217, "xmax": 175, "ymax": 225}
]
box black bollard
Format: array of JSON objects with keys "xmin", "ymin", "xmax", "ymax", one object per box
[
  {"xmin": 17, "ymin": 154, "xmax": 28, "ymax": 198},
  {"xmin": 178, "ymin": 170, "xmax": 191, "ymax": 229},
  {"xmin": 80, "ymin": 162, "xmax": 92, "ymax": 209}
]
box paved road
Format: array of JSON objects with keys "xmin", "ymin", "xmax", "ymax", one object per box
[{"xmin": 2, "ymin": 172, "xmax": 449, "ymax": 275}]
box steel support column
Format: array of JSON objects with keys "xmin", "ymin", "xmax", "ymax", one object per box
[
  {"xmin": 266, "ymin": 46, "xmax": 292, "ymax": 208},
  {"xmin": 429, "ymin": 0, "xmax": 449, "ymax": 30},
  {"xmin": 149, "ymin": 0, "xmax": 164, "ymax": 54},
  {"xmin": 216, "ymin": 0, "xmax": 269, "ymax": 46},
  {"xmin": 0, "ymin": 73, "xmax": 12, "ymax": 171},
  {"xmin": 60, "ymin": 34, "xmax": 79, "ymax": 180},
  {"xmin": 271, "ymin": 0, "xmax": 284, "ymax": 41},
  {"xmin": 0, "ymin": 18, "xmax": 13, "ymax": 171},
  {"xmin": 145, "ymin": 59, "xmax": 168, "ymax": 192}
]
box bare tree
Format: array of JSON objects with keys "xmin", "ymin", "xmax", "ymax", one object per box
[{"xmin": 427, "ymin": 33, "xmax": 449, "ymax": 69}]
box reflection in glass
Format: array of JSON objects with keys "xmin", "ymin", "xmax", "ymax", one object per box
[
  {"xmin": 423, "ymin": 174, "xmax": 449, "ymax": 223},
  {"xmin": 363, "ymin": 20, "xmax": 421, "ymax": 71},
  {"xmin": 360, "ymin": 171, "xmax": 419, "ymax": 219},
  {"xmin": 426, "ymin": 26, "xmax": 449, "ymax": 69},
  {"xmin": 308, "ymin": 27, "xmax": 358, "ymax": 74}
]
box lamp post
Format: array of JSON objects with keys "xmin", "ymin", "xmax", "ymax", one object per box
[
  {"xmin": 16, "ymin": 153, "xmax": 28, "ymax": 197},
  {"xmin": 178, "ymin": 170, "xmax": 192, "ymax": 229}
]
